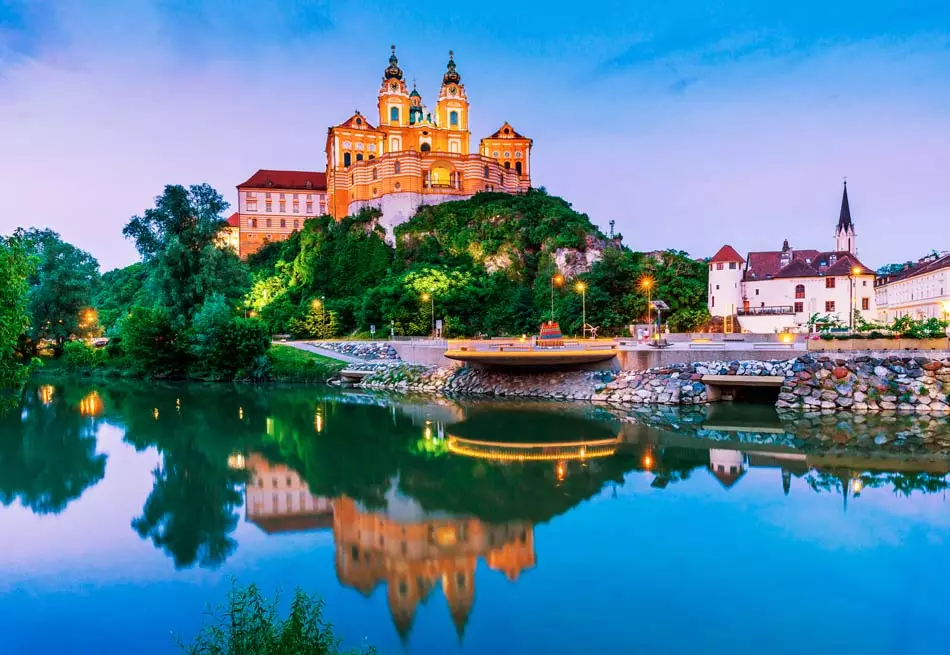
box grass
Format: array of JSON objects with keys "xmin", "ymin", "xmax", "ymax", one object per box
[{"xmin": 267, "ymin": 344, "xmax": 345, "ymax": 383}]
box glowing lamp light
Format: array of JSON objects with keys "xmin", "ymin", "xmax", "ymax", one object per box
[
  {"xmin": 850, "ymin": 478, "xmax": 864, "ymax": 494},
  {"xmin": 227, "ymin": 453, "xmax": 246, "ymax": 470},
  {"xmin": 421, "ymin": 292, "xmax": 431, "ymax": 301},
  {"xmin": 575, "ymin": 281, "xmax": 587, "ymax": 293},
  {"xmin": 79, "ymin": 391, "xmax": 104, "ymax": 417},
  {"xmin": 38, "ymin": 385, "xmax": 55, "ymax": 406},
  {"xmin": 152, "ymin": 407, "xmax": 160, "ymax": 421},
  {"xmin": 642, "ymin": 453, "xmax": 655, "ymax": 470},
  {"xmin": 520, "ymin": 334, "xmax": 527, "ymax": 342},
  {"xmin": 311, "ymin": 298, "xmax": 322, "ymax": 310},
  {"xmin": 851, "ymin": 266, "xmax": 862, "ymax": 276},
  {"xmin": 552, "ymin": 274, "xmax": 565, "ymax": 286},
  {"xmin": 640, "ymin": 277, "xmax": 653, "ymax": 290},
  {"xmin": 556, "ymin": 461, "xmax": 567, "ymax": 482},
  {"xmin": 239, "ymin": 406, "xmax": 244, "ymax": 420},
  {"xmin": 779, "ymin": 332, "xmax": 794, "ymax": 344}
]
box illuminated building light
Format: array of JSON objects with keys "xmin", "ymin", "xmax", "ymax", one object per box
[
  {"xmin": 446, "ymin": 435, "xmax": 619, "ymax": 462},
  {"xmin": 152, "ymin": 408, "xmax": 160, "ymax": 420},
  {"xmin": 38, "ymin": 385, "xmax": 55, "ymax": 406},
  {"xmin": 227, "ymin": 453, "xmax": 246, "ymax": 470},
  {"xmin": 79, "ymin": 391, "xmax": 104, "ymax": 417},
  {"xmin": 642, "ymin": 453, "xmax": 655, "ymax": 470}
]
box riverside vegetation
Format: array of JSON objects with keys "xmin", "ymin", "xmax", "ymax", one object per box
[{"xmin": 0, "ymin": 185, "xmax": 710, "ymax": 385}]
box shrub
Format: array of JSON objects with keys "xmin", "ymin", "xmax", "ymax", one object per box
[
  {"xmin": 191, "ymin": 294, "xmax": 270, "ymax": 380},
  {"xmin": 62, "ymin": 340, "xmax": 102, "ymax": 372},
  {"xmin": 122, "ymin": 306, "xmax": 187, "ymax": 377},
  {"xmin": 180, "ymin": 582, "xmax": 373, "ymax": 654}
]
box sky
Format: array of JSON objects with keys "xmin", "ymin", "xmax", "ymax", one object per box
[{"xmin": 1, "ymin": 0, "xmax": 948, "ymax": 271}]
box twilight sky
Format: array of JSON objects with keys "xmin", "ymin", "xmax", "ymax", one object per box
[{"xmin": 1, "ymin": 0, "xmax": 948, "ymax": 271}]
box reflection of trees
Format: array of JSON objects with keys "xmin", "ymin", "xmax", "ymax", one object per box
[
  {"xmin": 0, "ymin": 386, "xmax": 106, "ymax": 514},
  {"xmin": 105, "ymin": 385, "xmax": 259, "ymax": 569},
  {"xmin": 806, "ymin": 469, "xmax": 950, "ymax": 497}
]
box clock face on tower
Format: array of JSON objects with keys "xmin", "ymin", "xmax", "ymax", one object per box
[
  {"xmin": 449, "ymin": 86, "xmax": 457, "ymax": 95},
  {"xmin": 390, "ymin": 82, "xmax": 398, "ymax": 91}
]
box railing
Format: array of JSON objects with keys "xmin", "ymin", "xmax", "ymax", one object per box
[
  {"xmin": 446, "ymin": 435, "xmax": 621, "ymax": 462},
  {"xmin": 737, "ymin": 306, "xmax": 794, "ymax": 316}
]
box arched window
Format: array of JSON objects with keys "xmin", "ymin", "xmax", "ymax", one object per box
[
  {"xmin": 504, "ymin": 161, "xmax": 511, "ymax": 169},
  {"xmin": 356, "ymin": 153, "xmax": 363, "ymax": 161},
  {"xmin": 515, "ymin": 161, "xmax": 522, "ymax": 176},
  {"xmin": 449, "ymin": 110, "xmax": 459, "ymax": 126},
  {"xmin": 372, "ymin": 167, "xmax": 378, "ymax": 180},
  {"xmin": 394, "ymin": 161, "xmax": 401, "ymax": 174},
  {"xmin": 483, "ymin": 165, "xmax": 489, "ymax": 178},
  {"xmin": 390, "ymin": 106, "xmax": 400, "ymax": 123},
  {"xmin": 368, "ymin": 154, "xmax": 375, "ymax": 160},
  {"xmin": 343, "ymin": 152, "xmax": 351, "ymax": 167},
  {"xmin": 795, "ymin": 284, "xmax": 805, "ymax": 299},
  {"xmin": 420, "ymin": 142, "xmax": 431, "ymax": 152}
]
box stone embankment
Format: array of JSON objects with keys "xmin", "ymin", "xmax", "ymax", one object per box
[
  {"xmin": 316, "ymin": 342, "xmax": 401, "ymax": 361},
  {"xmin": 359, "ymin": 355, "xmax": 950, "ymax": 413}
]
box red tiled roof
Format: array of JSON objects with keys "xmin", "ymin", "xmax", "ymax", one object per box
[
  {"xmin": 770, "ymin": 251, "xmax": 874, "ymax": 279},
  {"xmin": 238, "ymin": 169, "xmax": 327, "ymax": 191},
  {"xmin": 879, "ymin": 254, "xmax": 950, "ymax": 285},
  {"xmin": 225, "ymin": 211, "xmax": 240, "ymax": 227},
  {"xmin": 709, "ymin": 245, "xmax": 745, "ymax": 264},
  {"xmin": 745, "ymin": 249, "xmax": 820, "ymax": 280}
]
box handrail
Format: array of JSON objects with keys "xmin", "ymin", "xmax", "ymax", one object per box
[{"xmin": 737, "ymin": 306, "xmax": 794, "ymax": 316}]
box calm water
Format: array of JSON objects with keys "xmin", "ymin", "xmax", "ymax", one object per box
[{"xmin": 2, "ymin": 382, "xmax": 950, "ymax": 654}]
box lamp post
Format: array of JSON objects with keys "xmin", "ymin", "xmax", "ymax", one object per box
[
  {"xmin": 551, "ymin": 273, "xmax": 564, "ymax": 322},
  {"xmin": 421, "ymin": 292, "xmax": 434, "ymax": 336},
  {"xmin": 575, "ymin": 281, "xmax": 587, "ymax": 338},
  {"xmin": 849, "ymin": 266, "xmax": 862, "ymax": 332},
  {"xmin": 641, "ymin": 277, "xmax": 654, "ymax": 339}
]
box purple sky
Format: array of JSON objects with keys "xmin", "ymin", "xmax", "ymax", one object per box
[{"xmin": 1, "ymin": 1, "xmax": 948, "ymax": 271}]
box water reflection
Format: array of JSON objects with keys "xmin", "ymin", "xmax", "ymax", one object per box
[{"xmin": 2, "ymin": 383, "xmax": 950, "ymax": 648}]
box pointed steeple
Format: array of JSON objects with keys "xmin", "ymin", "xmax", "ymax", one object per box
[{"xmin": 837, "ymin": 180, "xmax": 853, "ymax": 232}]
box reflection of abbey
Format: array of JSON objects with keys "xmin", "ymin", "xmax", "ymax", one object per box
[
  {"xmin": 227, "ymin": 47, "xmax": 531, "ymax": 258},
  {"xmin": 244, "ymin": 455, "xmax": 535, "ymax": 641}
]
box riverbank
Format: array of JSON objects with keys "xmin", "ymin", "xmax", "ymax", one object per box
[{"xmin": 360, "ymin": 354, "xmax": 950, "ymax": 413}]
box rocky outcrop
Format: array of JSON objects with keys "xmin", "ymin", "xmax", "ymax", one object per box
[
  {"xmin": 553, "ymin": 235, "xmax": 606, "ymax": 277},
  {"xmin": 359, "ymin": 355, "xmax": 950, "ymax": 413}
]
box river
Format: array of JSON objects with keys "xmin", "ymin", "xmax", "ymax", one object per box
[{"xmin": 2, "ymin": 381, "xmax": 949, "ymax": 654}]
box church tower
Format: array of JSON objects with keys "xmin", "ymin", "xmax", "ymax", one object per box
[
  {"xmin": 434, "ymin": 51, "xmax": 470, "ymax": 155},
  {"xmin": 378, "ymin": 46, "xmax": 411, "ymax": 133},
  {"xmin": 835, "ymin": 180, "xmax": 857, "ymax": 254}
]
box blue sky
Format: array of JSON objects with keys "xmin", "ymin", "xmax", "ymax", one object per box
[{"xmin": 1, "ymin": 0, "xmax": 948, "ymax": 270}]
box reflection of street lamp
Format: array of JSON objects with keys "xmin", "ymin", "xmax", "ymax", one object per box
[
  {"xmin": 421, "ymin": 292, "xmax": 435, "ymax": 336},
  {"xmin": 551, "ymin": 273, "xmax": 564, "ymax": 321},
  {"xmin": 641, "ymin": 277, "xmax": 654, "ymax": 337},
  {"xmin": 575, "ymin": 281, "xmax": 587, "ymax": 337},
  {"xmin": 849, "ymin": 266, "xmax": 862, "ymax": 332}
]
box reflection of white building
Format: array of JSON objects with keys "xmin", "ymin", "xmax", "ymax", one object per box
[
  {"xmin": 708, "ymin": 183, "xmax": 876, "ymax": 332},
  {"xmin": 708, "ymin": 449, "xmax": 746, "ymax": 489},
  {"xmin": 245, "ymin": 454, "xmax": 334, "ymax": 534},
  {"xmin": 875, "ymin": 252, "xmax": 950, "ymax": 321}
]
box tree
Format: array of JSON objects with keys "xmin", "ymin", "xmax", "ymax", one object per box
[
  {"xmin": 122, "ymin": 307, "xmax": 188, "ymax": 377},
  {"xmin": 94, "ymin": 262, "xmax": 150, "ymax": 332},
  {"xmin": 191, "ymin": 294, "xmax": 270, "ymax": 379},
  {"xmin": 123, "ymin": 184, "xmax": 249, "ymax": 325},
  {"xmin": 15, "ymin": 228, "xmax": 100, "ymax": 351},
  {"xmin": 0, "ymin": 236, "xmax": 35, "ymax": 394}
]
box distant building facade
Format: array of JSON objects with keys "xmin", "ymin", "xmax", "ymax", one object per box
[
  {"xmin": 875, "ymin": 252, "xmax": 950, "ymax": 321},
  {"xmin": 235, "ymin": 170, "xmax": 328, "ymax": 258},
  {"xmin": 708, "ymin": 182, "xmax": 876, "ymax": 332}
]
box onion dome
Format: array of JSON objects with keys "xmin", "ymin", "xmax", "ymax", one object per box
[
  {"xmin": 442, "ymin": 50, "xmax": 460, "ymax": 85},
  {"xmin": 384, "ymin": 45, "xmax": 403, "ymax": 81},
  {"xmin": 409, "ymin": 81, "xmax": 422, "ymax": 102}
]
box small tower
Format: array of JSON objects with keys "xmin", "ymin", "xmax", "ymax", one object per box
[
  {"xmin": 707, "ymin": 245, "xmax": 745, "ymax": 318},
  {"xmin": 435, "ymin": 50, "xmax": 470, "ymax": 154},
  {"xmin": 479, "ymin": 122, "xmax": 533, "ymax": 188},
  {"xmin": 378, "ymin": 45, "xmax": 410, "ymax": 129},
  {"xmin": 408, "ymin": 82, "xmax": 424, "ymax": 125},
  {"xmin": 835, "ymin": 180, "xmax": 857, "ymax": 254}
]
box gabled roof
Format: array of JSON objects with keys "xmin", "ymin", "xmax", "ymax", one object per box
[
  {"xmin": 878, "ymin": 253, "xmax": 950, "ymax": 285},
  {"xmin": 710, "ymin": 466, "xmax": 745, "ymax": 489},
  {"xmin": 709, "ymin": 245, "xmax": 745, "ymax": 264},
  {"xmin": 238, "ymin": 169, "xmax": 327, "ymax": 191},
  {"xmin": 488, "ymin": 122, "xmax": 527, "ymax": 139},
  {"xmin": 770, "ymin": 251, "xmax": 873, "ymax": 279},
  {"xmin": 745, "ymin": 249, "xmax": 820, "ymax": 280},
  {"xmin": 225, "ymin": 211, "xmax": 240, "ymax": 227},
  {"xmin": 334, "ymin": 112, "xmax": 381, "ymax": 131}
]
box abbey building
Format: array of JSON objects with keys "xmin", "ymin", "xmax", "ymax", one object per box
[{"xmin": 230, "ymin": 47, "xmax": 531, "ymax": 257}]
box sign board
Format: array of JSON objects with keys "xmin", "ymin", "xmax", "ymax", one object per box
[{"xmin": 370, "ymin": 324, "xmax": 376, "ymax": 335}]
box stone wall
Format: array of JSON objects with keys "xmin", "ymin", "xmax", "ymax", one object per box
[{"xmin": 359, "ymin": 355, "xmax": 950, "ymax": 413}]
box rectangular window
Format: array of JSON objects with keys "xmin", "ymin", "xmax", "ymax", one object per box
[
  {"xmin": 265, "ymin": 192, "xmax": 271, "ymax": 199},
  {"xmin": 716, "ymin": 263, "xmax": 724, "ymax": 271},
  {"xmin": 825, "ymin": 301, "xmax": 836, "ymax": 312},
  {"xmin": 279, "ymin": 193, "xmax": 285, "ymax": 200},
  {"xmin": 862, "ymin": 297, "xmax": 870, "ymax": 310},
  {"xmin": 755, "ymin": 289, "xmax": 759, "ymax": 295},
  {"xmin": 279, "ymin": 201, "xmax": 286, "ymax": 212},
  {"xmin": 265, "ymin": 202, "xmax": 272, "ymax": 212},
  {"xmin": 265, "ymin": 218, "xmax": 272, "ymax": 228},
  {"xmin": 306, "ymin": 202, "xmax": 313, "ymax": 214},
  {"xmin": 394, "ymin": 161, "xmax": 401, "ymax": 174},
  {"xmin": 293, "ymin": 220, "xmax": 299, "ymax": 229},
  {"xmin": 249, "ymin": 218, "xmax": 257, "ymax": 228},
  {"xmin": 247, "ymin": 201, "xmax": 257, "ymax": 212},
  {"xmin": 292, "ymin": 193, "xmax": 298, "ymax": 200},
  {"xmin": 280, "ymin": 219, "xmax": 286, "ymax": 228},
  {"xmin": 728, "ymin": 262, "xmax": 736, "ymax": 270},
  {"xmin": 320, "ymin": 203, "xmax": 326, "ymax": 214},
  {"xmin": 246, "ymin": 191, "xmax": 256, "ymax": 198},
  {"xmin": 711, "ymin": 296, "xmax": 715, "ymax": 307},
  {"xmin": 293, "ymin": 202, "xmax": 299, "ymax": 213},
  {"xmin": 794, "ymin": 301, "xmax": 804, "ymax": 313},
  {"xmin": 825, "ymin": 277, "xmax": 836, "ymax": 289}
]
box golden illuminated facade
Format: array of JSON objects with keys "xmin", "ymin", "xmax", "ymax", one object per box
[{"xmin": 326, "ymin": 47, "xmax": 532, "ymax": 241}]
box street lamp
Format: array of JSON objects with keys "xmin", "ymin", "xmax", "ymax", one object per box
[
  {"xmin": 575, "ymin": 281, "xmax": 587, "ymax": 338},
  {"xmin": 421, "ymin": 291, "xmax": 435, "ymax": 336},
  {"xmin": 640, "ymin": 277, "xmax": 654, "ymax": 338},
  {"xmin": 551, "ymin": 273, "xmax": 564, "ymax": 322},
  {"xmin": 849, "ymin": 265, "xmax": 862, "ymax": 332}
]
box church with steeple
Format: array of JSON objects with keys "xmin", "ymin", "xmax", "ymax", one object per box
[
  {"xmin": 707, "ymin": 182, "xmax": 877, "ymax": 333},
  {"xmin": 325, "ymin": 46, "xmax": 532, "ymax": 241}
]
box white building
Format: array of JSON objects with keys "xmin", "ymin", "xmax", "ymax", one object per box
[
  {"xmin": 708, "ymin": 182, "xmax": 876, "ymax": 333},
  {"xmin": 875, "ymin": 253, "xmax": 950, "ymax": 321}
]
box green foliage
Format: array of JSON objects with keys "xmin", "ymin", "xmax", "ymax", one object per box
[
  {"xmin": 121, "ymin": 307, "xmax": 187, "ymax": 377},
  {"xmin": 0, "ymin": 236, "xmax": 35, "ymax": 391},
  {"xmin": 190, "ymin": 294, "xmax": 271, "ymax": 380},
  {"xmin": 181, "ymin": 582, "xmax": 372, "ymax": 654},
  {"xmin": 288, "ymin": 304, "xmax": 340, "ymax": 340},
  {"xmin": 62, "ymin": 341, "xmax": 104, "ymax": 372},
  {"xmin": 123, "ymin": 184, "xmax": 249, "ymax": 325},
  {"xmin": 267, "ymin": 345, "xmax": 343, "ymax": 383},
  {"xmin": 891, "ymin": 315, "xmax": 948, "ymax": 339},
  {"xmin": 15, "ymin": 228, "xmax": 100, "ymax": 348},
  {"xmin": 95, "ymin": 262, "xmax": 150, "ymax": 332}
]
